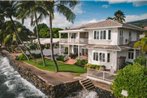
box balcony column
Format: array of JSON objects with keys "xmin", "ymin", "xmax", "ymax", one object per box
[
  {"xmin": 78, "ymin": 32, "xmax": 80, "ymax": 43},
  {"xmin": 78, "ymin": 45, "xmax": 80, "ymax": 59}
]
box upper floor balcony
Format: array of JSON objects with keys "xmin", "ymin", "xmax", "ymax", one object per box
[{"xmin": 59, "ymin": 31, "xmax": 88, "ymax": 45}]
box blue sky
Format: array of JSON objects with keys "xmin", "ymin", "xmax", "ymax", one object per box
[
  {"xmin": 22, "ymin": 0, "xmax": 147, "ymax": 30},
  {"xmin": 75, "ymin": 1, "xmax": 147, "ymax": 22}
]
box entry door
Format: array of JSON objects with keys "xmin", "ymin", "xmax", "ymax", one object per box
[{"xmin": 73, "ymin": 45, "xmax": 78, "ymax": 55}]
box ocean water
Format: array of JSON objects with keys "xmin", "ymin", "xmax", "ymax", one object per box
[{"xmin": 0, "ymin": 56, "xmax": 48, "ymax": 98}]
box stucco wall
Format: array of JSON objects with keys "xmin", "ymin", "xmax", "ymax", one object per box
[
  {"xmin": 118, "ymin": 28, "xmax": 139, "ymax": 45},
  {"xmin": 88, "ymin": 49, "xmax": 117, "ymax": 71},
  {"xmin": 88, "ymin": 28, "xmax": 119, "ymax": 45}
]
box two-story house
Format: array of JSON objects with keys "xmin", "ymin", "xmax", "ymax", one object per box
[{"xmin": 59, "ymin": 20, "xmax": 143, "ymax": 71}]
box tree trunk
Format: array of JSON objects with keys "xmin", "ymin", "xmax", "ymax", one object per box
[
  {"xmin": 9, "ymin": 16, "xmax": 30, "ymax": 61},
  {"xmin": 34, "ymin": 13, "xmax": 46, "ymax": 66},
  {"xmin": 49, "ymin": 14, "xmax": 59, "ymax": 72}
]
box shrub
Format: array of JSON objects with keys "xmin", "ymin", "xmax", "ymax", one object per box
[
  {"xmin": 32, "ymin": 53, "xmax": 41, "ymax": 58},
  {"xmin": 69, "ymin": 53, "xmax": 77, "ymax": 59},
  {"xmin": 29, "ymin": 43, "xmax": 37, "ymax": 50},
  {"xmin": 16, "ymin": 53, "xmax": 27, "ymax": 60},
  {"xmin": 112, "ymin": 63, "xmax": 147, "ymax": 98},
  {"xmin": 56, "ymin": 55, "xmax": 65, "ymax": 62},
  {"xmin": 75, "ymin": 59, "xmax": 88, "ymax": 67},
  {"xmin": 85, "ymin": 64, "xmax": 100, "ymax": 70},
  {"xmin": 134, "ymin": 56, "xmax": 147, "ymax": 66}
]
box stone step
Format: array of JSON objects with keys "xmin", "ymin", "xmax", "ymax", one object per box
[{"xmin": 79, "ymin": 78, "xmax": 95, "ymax": 91}]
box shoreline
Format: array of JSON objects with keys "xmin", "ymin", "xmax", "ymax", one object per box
[{"xmin": 0, "ymin": 50, "xmax": 82, "ymax": 98}]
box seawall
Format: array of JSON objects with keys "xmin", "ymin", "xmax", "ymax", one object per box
[{"xmin": 0, "ymin": 50, "xmax": 82, "ymax": 98}]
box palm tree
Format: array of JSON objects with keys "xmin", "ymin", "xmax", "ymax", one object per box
[
  {"xmin": 42, "ymin": 1, "xmax": 79, "ymax": 72},
  {"xmin": 134, "ymin": 37, "xmax": 147, "ymax": 54},
  {"xmin": 16, "ymin": 1, "xmax": 48, "ymax": 66},
  {"xmin": 106, "ymin": 17, "xmax": 113, "ymax": 20},
  {"xmin": 0, "ymin": 1, "xmax": 30, "ymax": 60},
  {"xmin": 114, "ymin": 10, "xmax": 125, "ymax": 23}
]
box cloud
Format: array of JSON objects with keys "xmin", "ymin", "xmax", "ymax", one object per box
[
  {"xmin": 125, "ymin": 13, "xmax": 147, "ymax": 22},
  {"xmin": 72, "ymin": 19, "xmax": 105, "ymax": 27},
  {"xmin": 72, "ymin": 3, "xmax": 84, "ymax": 14},
  {"xmin": 99, "ymin": 0, "xmax": 147, "ymax": 6},
  {"xmin": 102, "ymin": 4, "xmax": 110, "ymax": 8}
]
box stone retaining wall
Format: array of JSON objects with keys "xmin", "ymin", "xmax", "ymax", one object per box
[{"xmin": 1, "ymin": 50, "xmax": 82, "ymax": 98}]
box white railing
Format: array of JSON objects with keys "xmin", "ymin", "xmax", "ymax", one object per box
[
  {"xmin": 87, "ymin": 69, "xmax": 116, "ymax": 84},
  {"xmin": 60, "ymin": 38, "xmax": 88, "ymax": 44}
]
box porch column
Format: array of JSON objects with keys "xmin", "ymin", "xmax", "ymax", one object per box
[
  {"xmin": 78, "ymin": 45, "xmax": 80, "ymax": 59},
  {"xmin": 134, "ymin": 49, "xmax": 136, "ymax": 59},
  {"xmin": 68, "ymin": 33, "xmax": 70, "ymax": 56},
  {"xmin": 68, "ymin": 45, "xmax": 70, "ymax": 56},
  {"xmin": 78, "ymin": 32, "xmax": 80, "ymax": 43}
]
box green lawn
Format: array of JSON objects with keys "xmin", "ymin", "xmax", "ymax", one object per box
[{"xmin": 25, "ymin": 59, "xmax": 87, "ymax": 74}]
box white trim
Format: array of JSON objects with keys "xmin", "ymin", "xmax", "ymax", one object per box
[{"xmin": 59, "ymin": 29, "xmax": 85, "ymax": 33}]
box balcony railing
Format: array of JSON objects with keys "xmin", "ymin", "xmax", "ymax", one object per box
[{"xmin": 59, "ymin": 38, "xmax": 88, "ymax": 44}]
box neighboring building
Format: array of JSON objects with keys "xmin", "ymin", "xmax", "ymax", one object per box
[
  {"xmin": 26, "ymin": 38, "xmax": 64, "ymax": 56},
  {"xmin": 59, "ymin": 20, "xmax": 143, "ymax": 71}
]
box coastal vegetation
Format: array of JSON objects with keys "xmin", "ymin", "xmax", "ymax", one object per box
[{"xmin": 112, "ymin": 63, "xmax": 147, "ymax": 98}]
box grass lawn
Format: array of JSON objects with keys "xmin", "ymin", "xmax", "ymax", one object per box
[{"xmin": 25, "ymin": 59, "xmax": 87, "ymax": 74}]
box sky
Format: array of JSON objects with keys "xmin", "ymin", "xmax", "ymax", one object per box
[{"xmin": 21, "ymin": 0, "xmax": 147, "ymax": 30}]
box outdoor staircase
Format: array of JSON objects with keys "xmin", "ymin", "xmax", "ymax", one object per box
[
  {"xmin": 65, "ymin": 58, "xmax": 76, "ymax": 64},
  {"xmin": 79, "ymin": 78, "xmax": 95, "ymax": 91}
]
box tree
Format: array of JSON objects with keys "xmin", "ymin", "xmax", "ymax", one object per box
[
  {"xmin": 0, "ymin": 1, "xmax": 30, "ymax": 60},
  {"xmin": 106, "ymin": 17, "xmax": 113, "ymax": 20},
  {"xmin": 17, "ymin": 1, "xmax": 49, "ymax": 66},
  {"xmin": 134, "ymin": 37, "xmax": 147, "ymax": 54},
  {"xmin": 112, "ymin": 63, "xmax": 147, "ymax": 98},
  {"xmin": 114, "ymin": 10, "xmax": 125, "ymax": 23},
  {"xmin": 42, "ymin": 1, "xmax": 79, "ymax": 72},
  {"xmin": 33, "ymin": 23, "xmax": 49, "ymax": 38}
]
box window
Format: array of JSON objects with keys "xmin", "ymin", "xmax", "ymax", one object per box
[
  {"xmin": 128, "ymin": 49, "xmax": 134, "ymax": 59},
  {"xmin": 108, "ymin": 30, "xmax": 111, "ymax": 40},
  {"xmin": 107, "ymin": 53, "xmax": 110, "ymax": 62},
  {"xmin": 71, "ymin": 33, "xmax": 76, "ymax": 38},
  {"xmin": 93, "ymin": 52, "xmax": 98, "ymax": 61},
  {"xmin": 94, "ymin": 31, "xmax": 96, "ymax": 39},
  {"xmin": 99, "ymin": 53, "xmax": 105, "ymax": 62},
  {"xmin": 129, "ymin": 31, "xmax": 132, "ymax": 41},
  {"xmin": 93, "ymin": 30, "xmax": 106, "ymax": 40}
]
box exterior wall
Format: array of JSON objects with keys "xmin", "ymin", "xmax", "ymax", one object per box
[
  {"xmin": 118, "ymin": 28, "xmax": 139, "ymax": 45},
  {"xmin": 88, "ymin": 28, "xmax": 119, "ymax": 45},
  {"xmin": 88, "ymin": 49, "xmax": 118, "ymax": 71}
]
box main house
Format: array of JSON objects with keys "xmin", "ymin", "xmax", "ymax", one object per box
[{"xmin": 59, "ymin": 20, "xmax": 143, "ymax": 71}]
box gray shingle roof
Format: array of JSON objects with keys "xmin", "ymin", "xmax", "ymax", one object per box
[{"xmin": 70, "ymin": 20, "xmax": 143, "ymax": 31}]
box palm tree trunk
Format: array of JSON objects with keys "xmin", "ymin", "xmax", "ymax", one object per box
[
  {"xmin": 49, "ymin": 14, "xmax": 59, "ymax": 72},
  {"xmin": 9, "ymin": 16, "xmax": 30, "ymax": 60},
  {"xmin": 34, "ymin": 13, "xmax": 46, "ymax": 66}
]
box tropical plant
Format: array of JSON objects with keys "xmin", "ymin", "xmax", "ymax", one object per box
[
  {"xmin": 134, "ymin": 37, "xmax": 147, "ymax": 54},
  {"xmin": 0, "ymin": 1, "xmax": 30, "ymax": 60},
  {"xmin": 16, "ymin": 1, "xmax": 49, "ymax": 66},
  {"xmin": 134, "ymin": 56, "xmax": 147, "ymax": 66},
  {"xmin": 114, "ymin": 10, "xmax": 125, "ymax": 23},
  {"xmin": 112, "ymin": 63, "xmax": 147, "ymax": 98},
  {"xmin": 41, "ymin": 1, "xmax": 79, "ymax": 72}
]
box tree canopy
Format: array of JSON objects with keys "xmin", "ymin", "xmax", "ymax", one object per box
[
  {"xmin": 33, "ymin": 23, "xmax": 62, "ymax": 38},
  {"xmin": 112, "ymin": 63, "xmax": 147, "ymax": 98}
]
